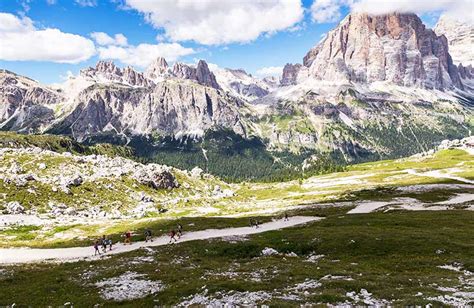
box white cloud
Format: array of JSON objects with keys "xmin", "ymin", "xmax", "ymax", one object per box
[
  {"xmin": 91, "ymin": 32, "xmax": 128, "ymax": 46},
  {"xmin": 0, "ymin": 13, "xmax": 95, "ymax": 63},
  {"xmin": 75, "ymin": 0, "xmax": 97, "ymax": 7},
  {"xmin": 97, "ymin": 43, "xmax": 195, "ymax": 67},
  {"xmin": 311, "ymin": 0, "xmax": 350, "ymax": 23},
  {"xmin": 123, "ymin": 0, "xmax": 304, "ymax": 45},
  {"xmin": 255, "ymin": 66, "xmax": 284, "ymax": 77},
  {"xmin": 311, "ymin": 0, "xmax": 474, "ymax": 24}
]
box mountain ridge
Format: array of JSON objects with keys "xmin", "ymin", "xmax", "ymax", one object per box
[{"xmin": 0, "ymin": 12, "xmax": 472, "ymax": 180}]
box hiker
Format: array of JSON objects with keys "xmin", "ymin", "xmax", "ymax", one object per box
[
  {"xmin": 254, "ymin": 219, "xmax": 260, "ymax": 229},
  {"xmin": 145, "ymin": 229, "xmax": 153, "ymax": 242},
  {"xmin": 108, "ymin": 238, "xmax": 113, "ymax": 251},
  {"xmin": 168, "ymin": 230, "xmax": 178, "ymax": 244},
  {"xmin": 249, "ymin": 218, "xmax": 255, "ymax": 228},
  {"xmin": 177, "ymin": 223, "xmax": 183, "ymax": 238},
  {"xmin": 101, "ymin": 235, "xmax": 107, "ymax": 252},
  {"xmin": 284, "ymin": 212, "xmax": 289, "ymax": 221},
  {"xmin": 124, "ymin": 231, "xmax": 132, "ymax": 245},
  {"xmin": 93, "ymin": 239, "xmax": 101, "ymax": 256}
]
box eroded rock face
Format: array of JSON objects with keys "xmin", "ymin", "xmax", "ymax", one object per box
[
  {"xmin": 458, "ymin": 64, "xmax": 474, "ymax": 80},
  {"xmin": 434, "ymin": 15, "xmax": 474, "ymax": 67},
  {"xmin": 134, "ymin": 169, "xmax": 179, "ymax": 190},
  {"xmin": 303, "ymin": 13, "xmax": 464, "ymax": 90},
  {"xmin": 172, "ymin": 62, "xmax": 197, "ymax": 81},
  {"xmin": 281, "ymin": 63, "xmax": 302, "ymax": 86},
  {"xmin": 80, "ymin": 61, "xmax": 152, "ymax": 87},
  {"xmin": 172, "ymin": 61, "xmax": 221, "ymax": 89},
  {"xmin": 0, "ymin": 70, "xmax": 58, "ymax": 132},
  {"xmin": 209, "ymin": 67, "xmax": 274, "ymax": 101},
  {"xmin": 196, "ymin": 60, "xmax": 221, "ymax": 89},
  {"xmin": 145, "ymin": 57, "xmax": 170, "ymax": 80},
  {"xmin": 50, "ymin": 81, "xmax": 245, "ymax": 141}
]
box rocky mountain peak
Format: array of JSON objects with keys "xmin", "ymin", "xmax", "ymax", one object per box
[
  {"xmin": 434, "ymin": 14, "xmax": 474, "ymax": 67},
  {"xmin": 145, "ymin": 57, "xmax": 170, "ymax": 80},
  {"xmin": 172, "ymin": 61, "xmax": 220, "ymax": 89},
  {"xmin": 171, "ymin": 62, "xmax": 193, "ymax": 80},
  {"xmin": 303, "ymin": 12, "xmax": 464, "ymax": 90},
  {"xmin": 196, "ymin": 60, "xmax": 220, "ymax": 89},
  {"xmin": 281, "ymin": 63, "xmax": 302, "ymax": 86},
  {"xmin": 95, "ymin": 60, "xmax": 121, "ymax": 75},
  {"xmin": 80, "ymin": 61, "xmax": 150, "ymax": 87}
]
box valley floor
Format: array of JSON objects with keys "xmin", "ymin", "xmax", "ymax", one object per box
[{"xmin": 0, "ymin": 208, "xmax": 473, "ymax": 306}]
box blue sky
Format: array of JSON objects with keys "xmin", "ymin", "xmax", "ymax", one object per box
[{"xmin": 0, "ymin": 0, "xmax": 454, "ymax": 84}]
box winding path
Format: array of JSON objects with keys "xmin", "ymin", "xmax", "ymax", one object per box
[{"xmin": 0, "ymin": 216, "xmax": 321, "ymax": 264}]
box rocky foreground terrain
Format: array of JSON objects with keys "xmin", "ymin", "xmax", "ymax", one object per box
[{"xmin": 0, "ymin": 135, "xmax": 472, "ymax": 232}]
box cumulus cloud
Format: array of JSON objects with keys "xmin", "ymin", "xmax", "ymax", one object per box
[
  {"xmin": 97, "ymin": 42, "xmax": 195, "ymax": 67},
  {"xmin": 91, "ymin": 32, "xmax": 128, "ymax": 46},
  {"xmin": 255, "ymin": 66, "xmax": 284, "ymax": 77},
  {"xmin": 311, "ymin": 0, "xmax": 473, "ymax": 24},
  {"xmin": 123, "ymin": 0, "xmax": 304, "ymax": 45},
  {"xmin": 353, "ymin": 0, "xmax": 473, "ymax": 23},
  {"xmin": 311, "ymin": 0, "xmax": 351, "ymax": 23},
  {"xmin": 0, "ymin": 12, "xmax": 95, "ymax": 63}
]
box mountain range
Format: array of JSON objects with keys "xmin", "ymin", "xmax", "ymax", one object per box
[{"xmin": 1, "ymin": 12, "xmax": 473, "ymax": 180}]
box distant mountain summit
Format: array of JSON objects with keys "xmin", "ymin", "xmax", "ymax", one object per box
[
  {"xmin": 434, "ymin": 15, "xmax": 474, "ymax": 67},
  {"xmin": 300, "ymin": 13, "xmax": 464, "ymax": 90}
]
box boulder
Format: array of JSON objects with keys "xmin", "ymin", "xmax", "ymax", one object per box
[{"xmin": 5, "ymin": 201, "xmax": 25, "ymax": 214}]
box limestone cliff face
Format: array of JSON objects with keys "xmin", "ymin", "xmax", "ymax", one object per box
[
  {"xmin": 172, "ymin": 60, "xmax": 221, "ymax": 89},
  {"xmin": 303, "ymin": 13, "xmax": 464, "ymax": 90},
  {"xmin": 145, "ymin": 57, "xmax": 170, "ymax": 80},
  {"xmin": 49, "ymin": 81, "xmax": 244, "ymax": 142},
  {"xmin": 80, "ymin": 61, "xmax": 152, "ymax": 87},
  {"xmin": 434, "ymin": 15, "xmax": 474, "ymax": 67},
  {"xmin": 281, "ymin": 63, "xmax": 302, "ymax": 86},
  {"xmin": 0, "ymin": 70, "xmax": 58, "ymax": 132}
]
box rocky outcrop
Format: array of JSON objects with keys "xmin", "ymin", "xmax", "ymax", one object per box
[
  {"xmin": 196, "ymin": 60, "xmax": 220, "ymax": 89},
  {"xmin": 434, "ymin": 15, "xmax": 474, "ymax": 67},
  {"xmin": 458, "ymin": 64, "xmax": 474, "ymax": 80},
  {"xmin": 0, "ymin": 70, "xmax": 58, "ymax": 132},
  {"xmin": 145, "ymin": 57, "xmax": 170, "ymax": 80},
  {"xmin": 303, "ymin": 13, "xmax": 464, "ymax": 90},
  {"xmin": 172, "ymin": 62, "xmax": 197, "ymax": 80},
  {"xmin": 172, "ymin": 60, "xmax": 221, "ymax": 89},
  {"xmin": 209, "ymin": 66, "xmax": 274, "ymax": 101},
  {"xmin": 49, "ymin": 81, "xmax": 245, "ymax": 141},
  {"xmin": 133, "ymin": 168, "xmax": 178, "ymax": 190},
  {"xmin": 80, "ymin": 61, "xmax": 152, "ymax": 87},
  {"xmin": 281, "ymin": 63, "xmax": 302, "ymax": 86}
]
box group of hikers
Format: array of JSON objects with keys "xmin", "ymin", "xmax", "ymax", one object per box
[
  {"xmin": 93, "ymin": 235, "xmax": 113, "ymax": 255},
  {"xmin": 249, "ymin": 212, "xmax": 290, "ymax": 228},
  {"xmin": 93, "ymin": 223, "xmax": 184, "ymax": 255},
  {"xmin": 92, "ymin": 213, "xmax": 292, "ymax": 255}
]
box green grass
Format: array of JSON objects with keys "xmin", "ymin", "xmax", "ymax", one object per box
[
  {"xmin": 0, "ymin": 215, "xmax": 275, "ymax": 248},
  {"xmin": 0, "ymin": 210, "xmax": 473, "ymax": 306}
]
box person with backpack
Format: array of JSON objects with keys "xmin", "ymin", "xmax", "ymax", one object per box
[
  {"xmin": 168, "ymin": 230, "xmax": 178, "ymax": 244},
  {"xmin": 101, "ymin": 235, "xmax": 107, "ymax": 253},
  {"xmin": 93, "ymin": 239, "xmax": 101, "ymax": 256},
  {"xmin": 124, "ymin": 231, "xmax": 132, "ymax": 245},
  {"xmin": 177, "ymin": 223, "xmax": 183, "ymax": 238},
  {"xmin": 249, "ymin": 218, "xmax": 255, "ymax": 228},
  {"xmin": 107, "ymin": 238, "xmax": 113, "ymax": 251},
  {"xmin": 145, "ymin": 229, "xmax": 153, "ymax": 242}
]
